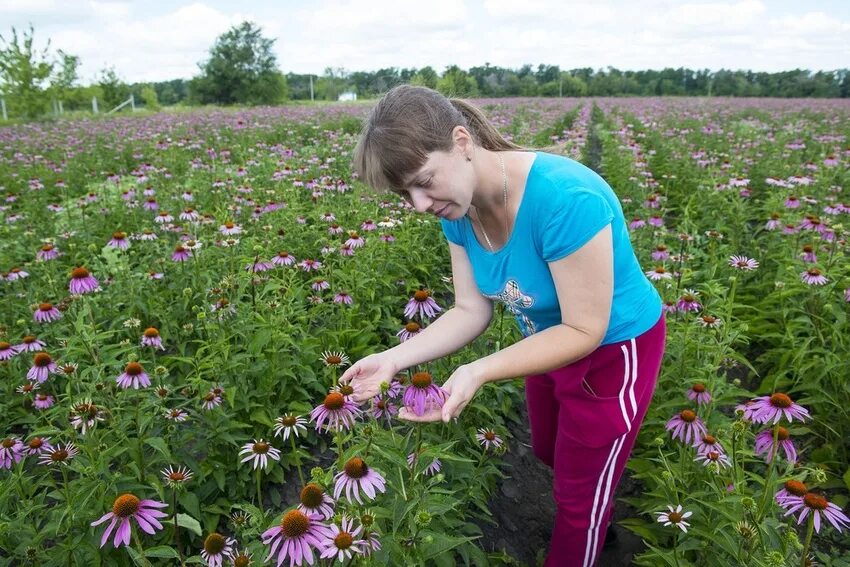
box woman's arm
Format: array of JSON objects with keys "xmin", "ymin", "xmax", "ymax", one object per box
[
  {"xmin": 384, "ymin": 242, "xmax": 493, "ymax": 371},
  {"xmin": 342, "ymin": 242, "xmax": 494, "ymax": 404}
]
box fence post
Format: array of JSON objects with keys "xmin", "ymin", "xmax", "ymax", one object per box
[
  {"xmin": 131, "ymin": 94, "xmax": 135, "ymax": 111},
  {"xmin": 92, "ymin": 96, "xmax": 99, "ymax": 114},
  {"xmin": 1, "ymin": 98, "xmax": 7, "ymax": 121},
  {"xmin": 58, "ymin": 100, "xmax": 63, "ymax": 115}
]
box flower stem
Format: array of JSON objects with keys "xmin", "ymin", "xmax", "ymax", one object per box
[
  {"xmin": 800, "ymin": 513, "xmax": 815, "ymax": 567},
  {"xmin": 172, "ymin": 488, "xmax": 183, "ymax": 565},
  {"xmin": 132, "ymin": 527, "xmax": 153, "ymax": 566},
  {"xmin": 757, "ymin": 425, "xmax": 781, "ymax": 522},
  {"xmin": 290, "ymin": 434, "xmax": 305, "ymax": 486},
  {"xmin": 255, "ymin": 468, "xmax": 264, "ymax": 516}
]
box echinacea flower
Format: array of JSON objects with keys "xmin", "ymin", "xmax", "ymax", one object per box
[
  {"xmin": 70, "ymin": 398, "xmax": 105, "ymax": 435},
  {"xmin": 27, "ymin": 352, "xmax": 57, "ymax": 383},
  {"xmin": 333, "ymin": 457, "xmax": 386, "ymax": 505},
  {"xmin": 403, "ymin": 290, "xmax": 442, "ymax": 320},
  {"xmin": 333, "ymin": 291, "xmax": 353, "ymax": 305},
  {"xmin": 271, "ymin": 251, "xmax": 295, "ymax": 266},
  {"xmin": 402, "ymin": 372, "xmax": 447, "ymax": 417},
  {"xmin": 164, "ymin": 408, "xmax": 189, "ymax": 422},
  {"xmin": 91, "ymin": 494, "xmax": 168, "ymax": 547},
  {"xmin": 201, "ymin": 532, "xmax": 236, "ymax": 567},
  {"xmin": 749, "ymin": 393, "xmax": 810, "ymax": 424},
  {"xmin": 117, "ymin": 362, "xmax": 151, "ymax": 389},
  {"xmin": 407, "ymin": 449, "xmax": 442, "ymax": 476},
  {"xmin": 728, "ymin": 255, "xmax": 759, "ymax": 271},
  {"xmin": 37, "ymin": 243, "xmax": 59, "ymax": 261},
  {"xmin": 370, "ymin": 397, "xmax": 399, "ymax": 420},
  {"xmin": 245, "ymin": 260, "xmax": 274, "ymax": 273},
  {"xmin": 396, "ymin": 321, "xmax": 422, "ymax": 342},
  {"xmin": 476, "ymin": 428, "xmax": 504, "ymax": 451},
  {"xmin": 34, "ymin": 393, "xmax": 54, "ymax": 409},
  {"xmin": 69, "ymin": 267, "xmax": 99, "ymax": 294},
  {"xmin": 320, "ymin": 351, "xmax": 350, "ymax": 368},
  {"xmin": 775, "ymin": 479, "xmax": 808, "ymax": 508},
  {"xmin": 220, "ymin": 221, "xmax": 242, "ymax": 235},
  {"xmin": 310, "ymin": 392, "xmax": 361, "ymax": 433},
  {"xmin": 34, "ymin": 302, "xmax": 62, "ymax": 323},
  {"xmin": 692, "ymin": 434, "xmax": 724, "ymax": 457},
  {"xmin": 655, "ymin": 504, "xmax": 692, "ymax": 532},
  {"xmin": 231, "ymin": 548, "xmax": 253, "ymax": 567},
  {"xmin": 0, "ymin": 437, "xmax": 24, "ymax": 469},
  {"xmin": 694, "ymin": 450, "xmax": 731, "ymax": 469},
  {"xmin": 783, "ymin": 492, "xmax": 850, "ymax": 534},
  {"xmin": 15, "ymin": 335, "xmax": 46, "ymax": 353},
  {"xmin": 297, "ymin": 483, "xmax": 336, "ymax": 520},
  {"xmin": 161, "ymin": 465, "xmax": 194, "ymax": 488},
  {"xmin": 24, "ymin": 436, "xmax": 53, "ymax": 456},
  {"xmin": 202, "ymin": 391, "xmax": 223, "ymax": 410},
  {"xmin": 696, "ymin": 315, "xmax": 722, "ymax": 328},
  {"xmin": 319, "ymin": 514, "xmax": 367, "ymax": 562},
  {"xmin": 686, "ymin": 383, "xmax": 711, "ymax": 405},
  {"xmin": 141, "ymin": 327, "xmax": 165, "ymax": 350},
  {"xmin": 755, "ymin": 426, "xmax": 797, "ymax": 463},
  {"xmin": 666, "ymin": 409, "xmax": 707, "ymax": 445},
  {"xmin": 38, "ymin": 442, "xmax": 78, "ymax": 466},
  {"xmin": 675, "ymin": 290, "xmax": 702, "ymax": 313},
  {"xmin": 273, "ymin": 414, "xmax": 308, "ymax": 441},
  {"xmin": 239, "ymin": 439, "xmax": 281, "ymax": 470},
  {"xmin": 108, "ymin": 231, "xmax": 130, "ymax": 250},
  {"xmin": 0, "ymin": 341, "xmax": 16, "ymax": 360},
  {"xmin": 261, "ymin": 509, "xmax": 333, "ymax": 567},
  {"xmin": 800, "ymin": 268, "xmax": 828, "ymax": 286},
  {"xmin": 645, "ymin": 266, "xmax": 673, "ymax": 281},
  {"xmin": 172, "ymin": 245, "xmax": 192, "ymax": 262}
]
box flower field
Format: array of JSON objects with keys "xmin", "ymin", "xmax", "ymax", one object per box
[{"xmin": 1, "ymin": 96, "xmax": 849, "ymax": 566}]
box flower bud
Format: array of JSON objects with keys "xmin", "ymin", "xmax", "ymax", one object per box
[
  {"xmin": 183, "ymin": 287, "xmax": 193, "ymax": 297},
  {"xmin": 414, "ymin": 511, "xmax": 432, "ymax": 527}
]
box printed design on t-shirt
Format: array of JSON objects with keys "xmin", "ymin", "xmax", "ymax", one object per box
[{"xmin": 484, "ymin": 279, "xmax": 537, "ymax": 337}]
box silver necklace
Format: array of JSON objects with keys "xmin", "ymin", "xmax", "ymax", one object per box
[{"xmin": 471, "ymin": 154, "xmax": 508, "ymax": 252}]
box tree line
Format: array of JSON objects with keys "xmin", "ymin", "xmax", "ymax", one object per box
[{"xmin": 1, "ymin": 22, "xmax": 848, "ymax": 120}]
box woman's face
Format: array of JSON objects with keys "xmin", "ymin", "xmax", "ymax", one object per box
[{"xmin": 397, "ymin": 131, "xmax": 475, "ymax": 220}]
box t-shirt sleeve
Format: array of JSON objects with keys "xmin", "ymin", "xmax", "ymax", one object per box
[
  {"xmin": 540, "ymin": 186, "xmax": 614, "ymax": 262},
  {"xmin": 440, "ymin": 218, "xmax": 464, "ymax": 246}
]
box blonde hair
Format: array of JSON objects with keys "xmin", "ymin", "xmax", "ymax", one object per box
[{"xmin": 352, "ymin": 85, "xmax": 528, "ymax": 193}]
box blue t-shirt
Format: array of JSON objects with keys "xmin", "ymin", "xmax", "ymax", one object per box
[{"xmin": 440, "ymin": 151, "xmax": 662, "ymax": 345}]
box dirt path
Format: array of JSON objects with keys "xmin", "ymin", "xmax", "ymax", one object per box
[{"xmin": 476, "ymin": 398, "xmax": 647, "ymax": 566}]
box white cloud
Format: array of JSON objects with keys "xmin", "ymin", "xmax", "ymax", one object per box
[{"xmin": 2, "ymin": 0, "xmax": 848, "ymax": 82}]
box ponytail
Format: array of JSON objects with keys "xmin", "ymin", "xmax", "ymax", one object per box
[{"xmin": 448, "ymin": 98, "xmax": 526, "ymax": 152}]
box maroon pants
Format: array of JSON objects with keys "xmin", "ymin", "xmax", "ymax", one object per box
[{"xmin": 525, "ymin": 313, "xmax": 666, "ymax": 567}]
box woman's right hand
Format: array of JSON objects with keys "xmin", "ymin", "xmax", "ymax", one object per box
[{"xmin": 339, "ymin": 352, "xmax": 399, "ymax": 404}]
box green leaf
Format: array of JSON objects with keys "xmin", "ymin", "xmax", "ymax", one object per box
[
  {"xmin": 419, "ymin": 532, "xmax": 478, "ymax": 560},
  {"xmin": 126, "ymin": 546, "xmax": 145, "ymax": 566},
  {"xmin": 843, "ymin": 468, "xmax": 850, "ymax": 492},
  {"xmin": 176, "ymin": 513, "xmax": 203, "ymax": 536},
  {"xmin": 144, "ymin": 437, "xmax": 171, "ymax": 459},
  {"xmin": 143, "ymin": 546, "xmax": 180, "ymax": 559}
]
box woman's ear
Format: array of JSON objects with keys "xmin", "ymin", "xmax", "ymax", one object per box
[{"xmin": 452, "ymin": 125, "xmax": 473, "ymax": 157}]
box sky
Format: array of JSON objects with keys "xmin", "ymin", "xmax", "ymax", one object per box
[{"xmin": 1, "ymin": 0, "xmax": 848, "ymax": 84}]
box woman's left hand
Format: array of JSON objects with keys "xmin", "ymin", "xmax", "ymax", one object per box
[{"xmin": 398, "ymin": 364, "xmax": 485, "ymax": 423}]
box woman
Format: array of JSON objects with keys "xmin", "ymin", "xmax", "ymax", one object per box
[{"xmin": 340, "ymin": 85, "xmax": 666, "ymax": 566}]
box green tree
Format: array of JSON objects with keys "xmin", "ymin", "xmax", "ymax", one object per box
[
  {"xmin": 97, "ymin": 67, "xmax": 131, "ymax": 109},
  {"xmin": 48, "ymin": 50, "xmax": 79, "ymax": 105},
  {"xmin": 410, "ymin": 66, "xmax": 438, "ymax": 90},
  {"xmin": 0, "ymin": 25, "xmax": 54, "ymax": 118},
  {"xmin": 436, "ymin": 65, "xmax": 478, "ymax": 97},
  {"xmin": 190, "ymin": 21, "xmax": 287, "ymax": 105}
]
